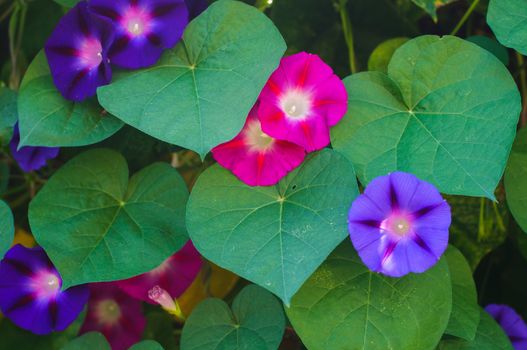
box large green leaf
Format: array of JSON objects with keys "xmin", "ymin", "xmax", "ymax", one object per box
[
  {"xmin": 331, "ymin": 35, "xmax": 520, "ymax": 199},
  {"xmin": 488, "ymin": 0, "xmax": 527, "ymax": 55},
  {"xmin": 286, "ymin": 242, "xmax": 452, "ymax": 350},
  {"xmin": 61, "ymin": 332, "xmax": 111, "ymax": 350},
  {"xmin": 17, "ymin": 51, "xmax": 123, "ymax": 148},
  {"xmin": 437, "ymin": 309, "xmax": 513, "ymax": 350},
  {"xmin": 186, "ymin": 149, "xmax": 359, "ymax": 304},
  {"xmin": 29, "ymin": 149, "xmax": 189, "ymax": 288},
  {"xmin": 180, "ymin": 285, "xmax": 285, "ymax": 350},
  {"xmin": 505, "ymin": 127, "xmax": 527, "ymax": 233},
  {"xmin": 97, "ymin": 0, "xmax": 286, "ymax": 159},
  {"xmin": 444, "ymin": 246, "xmax": 480, "ymax": 340},
  {"xmin": 368, "ymin": 37, "xmax": 410, "ymax": 73},
  {"xmin": 0, "ymin": 200, "xmax": 14, "ymax": 259},
  {"xmin": 129, "ymin": 341, "xmax": 164, "ymax": 350}
]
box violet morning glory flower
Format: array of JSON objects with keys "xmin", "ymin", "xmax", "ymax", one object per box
[
  {"xmin": 45, "ymin": 1, "xmax": 115, "ymax": 102},
  {"xmin": 486, "ymin": 304, "xmax": 527, "ymax": 349},
  {"xmin": 348, "ymin": 172, "xmax": 451, "ymax": 277},
  {"xmin": 9, "ymin": 124, "xmax": 59, "ymax": 173},
  {"xmin": 89, "ymin": 0, "xmax": 188, "ymax": 69},
  {"xmin": 0, "ymin": 245, "xmax": 89, "ymax": 335}
]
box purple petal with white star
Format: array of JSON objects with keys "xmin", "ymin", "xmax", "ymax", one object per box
[
  {"xmin": 45, "ymin": 1, "xmax": 114, "ymax": 102},
  {"xmin": 486, "ymin": 304, "xmax": 527, "ymax": 350},
  {"xmin": 89, "ymin": 0, "xmax": 188, "ymax": 69},
  {"xmin": 0, "ymin": 245, "xmax": 89, "ymax": 335},
  {"xmin": 9, "ymin": 124, "xmax": 59, "ymax": 173},
  {"xmin": 348, "ymin": 172, "xmax": 451, "ymax": 277}
]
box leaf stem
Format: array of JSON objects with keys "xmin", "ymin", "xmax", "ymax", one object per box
[
  {"xmin": 450, "ymin": 0, "xmax": 481, "ymax": 36},
  {"xmin": 337, "ymin": 0, "xmax": 358, "ymax": 74}
]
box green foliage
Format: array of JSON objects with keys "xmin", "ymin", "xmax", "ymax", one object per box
[
  {"xmin": 437, "ymin": 309, "xmax": 513, "ymax": 349},
  {"xmin": 97, "ymin": 0, "xmax": 286, "ymax": 159},
  {"xmin": 331, "ymin": 35, "xmax": 520, "ymax": 199},
  {"xmin": 180, "ymin": 285, "xmax": 285, "ymax": 350},
  {"xmin": 368, "ymin": 37, "xmax": 409, "ymax": 73},
  {"xmin": 61, "ymin": 332, "xmax": 111, "ymax": 350},
  {"xmin": 0, "ymin": 87, "xmax": 17, "ymax": 146},
  {"xmin": 0, "ymin": 200, "xmax": 14, "ymax": 259},
  {"xmin": 28, "ymin": 149, "xmax": 189, "ymax": 288},
  {"xmin": 129, "ymin": 340, "xmax": 165, "ymax": 350},
  {"xmin": 466, "ymin": 35, "xmax": 509, "ymax": 66},
  {"xmin": 505, "ymin": 127, "xmax": 527, "ymax": 233},
  {"xmin": 488, "ymin": 0, "xmax": 527, "ymax": 55},
  {"xmin": 17, "ymin": 52, "xmax": 123, "ymax": 148},
  {"xmin": 444, "ymin": 246, "xmax": 480, "ymax": 340},
  {"xmin": 286, "ymin": 241, "xmax": 452, "ymax": 350},
  {"xmin": 187, "ymin": 149, "xmax": 359, "ymax": 304}
]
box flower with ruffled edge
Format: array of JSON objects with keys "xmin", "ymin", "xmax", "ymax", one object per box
[
  {"xmin": 117, "ymin": 241, "xmax": 202, "ymax": 303},
  {"xmin": 89, "ymin": 0, "xmax": 188, "ymax": 69},
  {"xmin": 258, "ymin": 52, "xmax": 347, "ymax": 152},
  {"xmin": 44, "ymin": 1, "xmax": 114, "ymax": 102},
  {"xmin": 185, "ymin": 0, "xmax": 208, "ymax": 19},
  {"xmin": 80, "ymin": 282, "xmax": 145, "ymax": 350},
  {"xmin": 348, "ymin": 172, "xmax": 451, "ymax": 277},
  {"xmin": 486, "ymin": 304, "xmax": 527, "ymax": 349},
  {"xmin": 212, "ymin": 105, "xmax": 306, "ymax": 186},
  {"xmin": 9, "ymin": 123, "xmax": 59, "ymax": 173},
  {"xmin": 0, "ymin": 245, "xmax": 89, "ymax": 335}
]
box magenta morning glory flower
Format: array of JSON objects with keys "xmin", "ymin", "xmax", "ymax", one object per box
[
  {"xmin": 9, "ymin": 124, "xmax": 59, "ymax": 173},
  {"xmin": 89, "ymin": 0, "xmax": 188, "ymax": 69},
  {"xmin": 117, "ymin": 241, "xmax": 202, "ymax": 303},
  {"xmin": 80, "ymin": 282, "xmax": 146, "ymax": 350},
  {"xmin": 45, "ymin": 1, "xmax": 115, "ymax": 102},
  {"xmin": 348, "ymin": 172, "xmax": 451, "ymax": 277},
  {"xmin": 258, "ymin": 52, "xmax": 348, "ymax": 152},
  {"xmin": 0, "ymin": 245, "xmax": 89, "ymax": 335},
  {"xmin": 212, "ymin": 104, "xmax": 306, "ymax": 186},
  {"xmin": 486, "ymin": 304, "xmax": 527, "ymax": 349}
]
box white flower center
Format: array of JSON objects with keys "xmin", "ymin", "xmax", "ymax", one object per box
[
  {"xmin": 245, "ymin": 120, "xmax": 275, "ymax": 152},
  {"xmin": 280, "ymin": 90, "xmax": 312, "ymax": 120},
  {"xmin": 381, "ymin": 213, "xmax": 413, "ymax": 237},
  {"xmin": 96, "ymin": 299, "xmax": 122, "ymax": 326}
]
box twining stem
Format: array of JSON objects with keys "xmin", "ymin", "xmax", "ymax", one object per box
[
  {"xmin": 337, "ymin": 0, "xmax": 358, "ymax": 74},
  {"xmin": 450, "ymin": 0, "xmax": 481, "ymax": 36},
  {"xmin": 516, "ymin": 52, "xmax": 527, "ymax": 128},
  {"xmin": 8, "ymin": 1, "xmax": 27, "ymax": 90}
]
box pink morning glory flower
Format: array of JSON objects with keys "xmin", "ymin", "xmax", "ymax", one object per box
[
  {"xmin": 212, "ymin": 105, "xmax": 306, "ymax": 186},
  {"xmin": 0, "ymin": 245, "xmax": 89, "ymax": 335},
  {"xmin": 258, "ymin": 52, "xmax": 348, "ymax": 152},
  {"xmin": 117, "ymin": 241, "xmax": 202, "ymax": 303},
  {"xmin": 348, "ymin": 172, "xmax": 451, "ymax": 277},
  {"xmin": 89, "ymin": 0, "xmax": 188, "ymax": 69},
  {"xmin": 45, "ymin": 1, "xmax": 115, "ymax": 102},
  {"xmin": 486, "ymin": 304, "xmax": 527, "ymax": 349},
  {"xmin": 80, "ymin": 282, "xmax": 146, "ymax": 350}
]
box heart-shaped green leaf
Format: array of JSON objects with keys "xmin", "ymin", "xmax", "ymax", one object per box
[
  {"xmin": 62, "ymin": 332, "xmax": 111, "ymax": 350},
  {"xmin": 181, "ymin": 285, "xmax": 285, "ymax": 350},
  {"xmin": 129, "ymin": 340, "xmax": 164, "ymax": 350},
  {"xmin": 488, "ymin": 0, "xmax": 527, "ymax": 55},
  {"xmin": 97, "ymin": 0, "xmax": 286, "ymax": 159},
  {"xmin": 368, "ymin": 37, "xmax": 409, "ymax": 73},
  {"xmin": 29, "ymin": 149, "xmax": 189, "ymax": 288},
  {"xmin": 505, "ymin": 128, "xmax": 527, "ymax": 233},
  {"xmin": 286, "ymin": 242, "xmax": 452, "ymax": 350},
  {"xmin": 444, "ymin": 245, "xmax": 480, "ymax": 340},
  {"xmin": 17, "ymin": 51, "xmax": 123, "ymax": 148},
  {"xmin": 0, "ymin": 200, "xmax": 14, "ymax": 259},
  {"xmin": 186, "ymin": 149, "xmax": 359, "ymax": 304},
  {"xmin": 331, "ymin": 35, "xmax": 520, "ymax": 199},
  {"xmin": 437, "ymin": 309, "xmax": 513, "ymax": 350}
]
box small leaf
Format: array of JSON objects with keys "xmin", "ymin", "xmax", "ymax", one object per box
[
  {"xmin": 186, "ymin": 149, "xmax": 359, "ymax": 304},
  {"xmin": 0, "ymin": 200, "xmax": 14, "ymax": 259},
  {"xmin": 97, "ymin": 0, "xmax": 286, "ymax": 158},
  {"xmin": 444, "ymin": 246, "xmax": 480, "ymax": 340},
  {"xmin": 437, "ymin": 309, "xmax": 513, "ymax": 350},
  {"xmin": 368, "ymin": 37, "xmax": 409, "ymax": 73},
  {"xmin": 29, "ymin": 149, "xmax": 189, "ymax": 288},
  {"xmin": 505, "ymin": 127, "xmax": 527, "ymax": 233},
  {"xmin": 61, "ymin": 332, "xmax": 111, "ymax": 350},
  {"xmin": 331, "ymin": 35, "xmax": 520, "ymax": 199},
  {"xmin": 180, "ymin": 285, "xmax": 285, "ymax": 350},
  {"xmin": 286, "ymin": 241, "xmax": 452, "ymax": 350},
  {"xmin": 488, "ymin": 0, "xmax": 527, "ymax": 55},
  {"xmin": 129, "ymin": 340, "xmax": 164, "ymax": 350},
  {"xmin": 17, "ymin": 51, "xmax": 123, "ymax": 148}
]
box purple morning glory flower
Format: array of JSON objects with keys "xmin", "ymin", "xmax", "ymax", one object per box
[
  {"xmin": 9, "ymin": 124, "xmax": 59, "ymax": 173},
  {"xmin": 486, "ymin": 304, "xmax": 527, "ymax": 349},
  {"xmin": 185, "ymin": 0, "xmax": 208, "ymax": 19},
  {"xmin": 0, "ymin": 245, "xmax": 89, "ymax": 335},
  {"xmin": 89, "ymin": 0, "xmax": 188, "ymax": 69},
  {"xmin": 45, "ymin": 1, "xmax": 114, "ymax": 102},
  {"xmin": 348, "ymin": 172, "xmax": 451, "ymax": 277}
]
